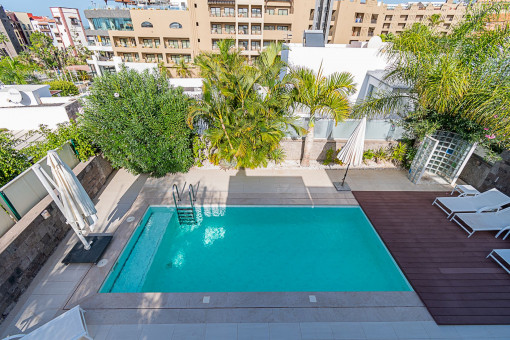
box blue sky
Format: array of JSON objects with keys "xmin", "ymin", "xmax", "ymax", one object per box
[{"xmin": 1, "ymin": 0, "xmax": 448, "ymax": 23}]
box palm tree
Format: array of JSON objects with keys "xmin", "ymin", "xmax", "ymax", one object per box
[
  {"xmin": 0, "ymin": 32, "xmax": 8, "ymax": 57},
  {"xmin": 189, "ymin": 40, "xmax": 303, "ymax": 168},
  {"xmin": 175, "ymin": 59, "xmax": 192, "ymax": 78},
  {"xmin": 427, "ymin": 14, "xmax": 444, "ymax": 28},
  {"xmin": 353, "ymin": 3, "xmax": 510, "ymax": 158},
  {"xmin": 157, "ymin": 61, "xmax": 172, "ymax": 78},
  {"xmin": 0, "ymin": 57, "xmax": 38, "ymax": 84},
  {"xmin": 290, "ymin": 67, "xmax": 356, "ymax": 166}
]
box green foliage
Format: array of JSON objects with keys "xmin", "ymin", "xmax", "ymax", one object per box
[
  {"xmin": 363, "ymin": 149, "xmax": 375, "ymax": 162},
  {"xmin": 0, "ymin": 132, "xmax": 32, "ymax": 187},
  {"xmin": 380, "ymin": 32, "xmax": 396, "ymax": 42},
  {"xmin": 353, "ymin": 3, "xmax": 510, "ymax": 156},
  {"xmin": 323, "ymin": 148, "xmax": 343, "ymax": 166},
  {"xmin": 190, "ymin": 40, "xmax": 303, "ymax": 169},
  {"xmin": 82, "ymin": 68, "xmax": 194, "ymax": 176},
  {"xmin": 45, "ymin": 80, "xmax": 79, "ymax": 96},
  {"xmin": 374, "ymin": 147, "xmax": 389, "ymax": 162},
  {"xmin": 23, "ymin": 122, "xmax": 95, "ymax": 163},
  {"xmin": 0, "ymin": 57, "xmax": 39, "ymax": 84},
  {"xmin": 193, "ymin": 135, "xmax": 208, "ymax": 167},
  {"xmin": 389, "ymin": 141, "xmax": 416, "ymax": 169}
]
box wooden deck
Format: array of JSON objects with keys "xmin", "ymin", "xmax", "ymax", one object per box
[{"xmin": 353, "ymin": 191, "xmax": 510, "ymax": 325}]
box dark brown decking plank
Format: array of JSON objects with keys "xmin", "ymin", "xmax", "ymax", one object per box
[{"xmin": 353, "ymin": 191, "xmax": 510, "ymax": 325}]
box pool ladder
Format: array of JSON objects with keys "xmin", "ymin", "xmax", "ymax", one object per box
[{"xmin": 172, "ymin": 184, "xmax": 197, "ymax": 225}]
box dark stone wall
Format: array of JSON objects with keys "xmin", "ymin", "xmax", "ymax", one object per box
[
  {"xmin": 459, "ymin": 151, "xmax": 510, "ymax": 196},
  {"xmin": 0, "ymin": 155, "xmax": 113, "ymax": 322}
]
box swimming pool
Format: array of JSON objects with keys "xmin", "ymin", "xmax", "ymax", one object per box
[{"xmin": 101, "ymin": 206, "xmax": 411, "ymax": 293}]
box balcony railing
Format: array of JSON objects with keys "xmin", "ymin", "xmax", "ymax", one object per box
[
  {"xmin": 238, "ymin": 13, "xmax": 248, "ymax": 18},
  {"xmin": 355, "ymin": 18, "xmax": 363, "ymax": 23},
  {"xmin": 252, "ymin": 13, "xmax": 262, "ymax": 18},
  {"xmin": 238, "ymin": 30, "xmax": 248, "ymax": 35},
  {"xmin": 211, "ymin": 28, "xmax": 223, "ymax": 34},
  {"xmin": 251, "ymin": 30, "xmax": 261, "ymax": 35}
]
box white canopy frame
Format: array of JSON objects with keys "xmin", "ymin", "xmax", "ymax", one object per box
[{"xmin": 32, "ymin": 150, "xmax": 98, "ymax": 250}]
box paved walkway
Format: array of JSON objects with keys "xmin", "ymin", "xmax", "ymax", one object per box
[{"xmin": 1, "ymin": 168, "xmax": 507, "ymax": 340}]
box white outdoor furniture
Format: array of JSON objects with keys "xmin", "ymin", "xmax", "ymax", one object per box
[
  {"xmin": 450, "ymin": 184, "xmax": 480, "ymax": 197},
  {"xmin": 451, "ymin": 208, "xmax": 510, "ymax": 238},
  {"xmin": 487, "ymin": 249, "xmax": 510, "ymax": 275},
  {"xmin": 2, "ymin": 306, "xmax": 92, "ymax": 340},
  {"xmin": 432, "ymin": 188, "xmax": 510, "ymax": 219}
]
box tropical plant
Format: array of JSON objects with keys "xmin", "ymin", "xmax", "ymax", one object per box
[
  {"xmin": 427, "ymin": 13, "xmax": 444, "ymax": 28},
  {"xmin": 0, "ymin": 32, "xmax": 8, "ymax": 57},
  {"xmin": 175, "ymin": 59, "xmax": 193, "ymax": 78},
  {"xmin": 353, "ymin": 3, "xmax": 510, "ymax": 157},
  {"xmin": 81, "ymin": 68, "xmax": 194, "ymax": 176},
  {"xmin": 380, "ymin": 32, "xmax": 396, "ymax": 42},
  {"xmin": 158, "ymin": 61, "xmax": 172, "ymax": 78},
  {"xmin": 193, "ymin": 135, "xmax": 208, "ymax": 167},
  {"xmin": 374, "ymin": 147, "xmax": 388, "ymax": 163},
  {"xmin": 290, "ymin": 66, "xmax": 356, "ymax": 166},
  {"xmin": 363, "ymin": 149, "xmax": 374, "ymax": 163},
  {"xmin": 23, "ymin": 122, "xmax": 95, "ymax": 163},
  {"xmin": 189, "ymin": 40, "xmax": 303, "ymax": 169},
  {"xmin": 0, "ymin": 132, "xmax": 32, "ymax": 187},
  {"xmin": 45, "ymin": 80, "xmax": 79, "ymax": 96},
  {"xmin": 323, "ymin": 148, "xmax": 343, "ymax": 166},
  {"xmin": 0, "ymin": 56, "xmax": 39, "ymax": 84}
]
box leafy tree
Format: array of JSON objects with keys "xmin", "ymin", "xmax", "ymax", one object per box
[
  {"xmin": 353, "ymin": 3, "xmax": 510, "ymax": 160},
  {"xmin": 0, "ymin": 56, "xmax": 39, "ymax": 84},
  {"xmin": 290, "ymin": 67, "xmax": 356, "ymax": 166},
  {"xmin": 45, "ymin": 80, "xmax": 79, "ymax": 96},
  {"xmin": 81, "ymin": 68, "xmax": 194, "ymax": 176},
  {"xmin": 380, "ymin": 32, "xmax": 396, "ymax": 42},
  {"xmin": 23, "ymin": 122, "xmax": 95, "ymax": 162},
  {"xmin": 189, "ymin": 40, "xmax": 303, "ymax": 168},
  {"xmin": 427, "ymin": 14, "xmax": 444, "ymax": 28},
  {"xmin": 0, "ymin": 132, "xmax": 31, "ymax": 187},
  {"xmin": 0, "ymin": 32, "xmax": 8, "ymax": 57}
]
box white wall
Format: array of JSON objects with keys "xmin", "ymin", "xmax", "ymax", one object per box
[
  {"xmin": 283, "ymin": 44, "xmax": 390, "ymax": 101},
  {"xmin": 0, "ymin": 105, "xmax": 70, "ymax": 130}
]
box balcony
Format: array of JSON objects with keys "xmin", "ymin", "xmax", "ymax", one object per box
[
  {"xmin": 211, "ymin": 28, "xmax": 223, "ymax": 34},
  {"xmin": 371, "ymin": 19, "xmax": 377, "ymax": 24},
  {"xmin": 251, "ymin": 30, "xmax": 262, "ymax": 35},
  {"xmin": 354, "ymin": 18, "xmax": 363, "ymax": 23}
]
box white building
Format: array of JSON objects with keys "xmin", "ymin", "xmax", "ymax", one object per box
[
  {"xmin": 28, "ymin": 14, "xmax": 61, "ymax": 47},
  {"xmin": 0, "ymin": 85, "xmax": 81, "ymax": 130},
  {"xmin": 50, "ymin": 7, "xmax": 88, "ymax": 49}
]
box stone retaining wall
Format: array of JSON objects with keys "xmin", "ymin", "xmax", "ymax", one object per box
[
  {"xmin": 280, "ymin": 139, "xmax": 395, "ymax": 161},
  {"xmin": 459, "ymin": 151, "xmax": 510, "ymax": 196},
  {"xmin": 0, "ymin": 155, "xmax": 113, "ymax": 322}
]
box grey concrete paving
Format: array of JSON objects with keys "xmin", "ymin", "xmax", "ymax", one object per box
[{"xmin": 2, "ymin": 168, "xmax": 505, "ymax": 340}]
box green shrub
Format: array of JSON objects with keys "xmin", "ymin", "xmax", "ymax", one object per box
[
  {"xmin": 323, "ymin": 148, "xmax": 343, "ymax": 166},
  {"xmin": 45, "ymin": 80, "xmax": 79, "ymax": 96},
  {"xmin": 363, "ymin": 149, "xmax": 374, "ymax": 162},
  {"xmin": 81, "ymin": 68, "xmax": 194, "ymax": 176},
  {"xmin": 23, "ymin": 122, "xmax": 95, "ymax": 163},
  {"xmin": 390, "ymin": 141, "xmax": 416, "ymax": 169},
  {"xmin": 0, "ymin": 132, "xmax": 32, "ymax": 187},
  {"xmin": 193, "ymin": 135, "xmax": 208, "ymax": 167},
  {"xmin": 374, "ymin": 147, "xmax": 389, "ymax": 163}
]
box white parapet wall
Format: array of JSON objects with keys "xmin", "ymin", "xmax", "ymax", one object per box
[{"xmin": 0, "ymin": 104, "xmax": 74, "ymax": 130}]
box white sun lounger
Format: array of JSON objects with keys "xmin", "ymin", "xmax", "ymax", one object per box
[
  {"xmin": 2, "ymin": 306, "xmax": 91, "ymax": 340},
  {"xmin": 432, "ymin": 188, "xmax": 510, "ymax": 219},
  {"xmin": 451, "ymin": 208, "xmax": 510, "ymax": 238},
  {"xmin": 487, "ymin": 249, "xmax": 510, "ymax": 275}
]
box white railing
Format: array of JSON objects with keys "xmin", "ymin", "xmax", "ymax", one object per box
[{"xmin": 0, "ymin": 143, "xmax": 79, "ymax": 237}]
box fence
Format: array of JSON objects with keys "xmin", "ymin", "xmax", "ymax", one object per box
[{"xmin": 0, "ymin": 143, "xmax": 79, "ymax": 237}]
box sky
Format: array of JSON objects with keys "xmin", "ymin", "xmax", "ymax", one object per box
[{"xmin": 1, "ymin": 0, "xmax": 448, "ymax": 24}]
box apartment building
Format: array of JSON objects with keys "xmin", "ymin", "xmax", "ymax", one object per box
[
  {"xmin": 5, "ymin": 12, "xmax": 30, "ymax": 51},
  {"xmin": 332, "ymin": 0, "xmax": 467, "ymax": 44},
  {"xmin": 0, "ymin": 6, "xmax": 23, "ymax": 57},
  {"xmin": 12, "ymin": 12, "xmax": 34, "ymax": 46},
  {"xmin": 50, "ymin": 7, "xmax": 88, "ymax": 48},
  {"xmin": 28, "ymin": 14, "xmax": 61, "ymax": 47},
  {"xmin": 83, "ymin": 0, "xmax": 468, "ymax": 76}
]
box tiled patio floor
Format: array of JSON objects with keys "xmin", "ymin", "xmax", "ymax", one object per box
[{"xmin": 1, "ymin": 168, "xmax": 508, "ymax": 340}]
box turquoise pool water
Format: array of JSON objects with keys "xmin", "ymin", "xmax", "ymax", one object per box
[{"xmin": 101, "ymin": 206, "xmax": 411, "ymax": 293}]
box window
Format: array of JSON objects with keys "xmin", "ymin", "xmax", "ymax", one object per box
[
  {"xmin": 251, "ymin": 41, "xmax": 261, "ymax": 50},
  {"xmin": 251, "ymin": 25, "xmax": 261, "ymax": 34},
  {"xmin": 277, "ymin": 25, "xmax": 289, "ymax": 31},
  {"xmin": 212, "ymin": 40, "xmax": 219, "ymax": 49},
  {"xmin": 239, "ymin": 40, "xmax": 248, "ymax": 50},
  {"xmin": 145, "ymin": 53, "xmax": 156, "ymax": 62},
  {"xmin": 170, "ymin": 54, "xmax": 191, "ymax": 63},
  {"xmin": 238, "ymin": 24, "xmax": 248, "ymax": 34},
  {"xmin": 212, "ymin": 24, "xmax": 222, "ymax": 34},
  {"xmin": 167, "ymin": 39, "xmax": 178, "ymax": 48},
  {"xmin": 263, "ymin": 41, "xmax": 271, "ymax": 47},
  {"xmin": 70, "ymin": 18, "xmax": 79, "ymax": 25},
  {"xmin": 142, "ymin": 38, "xmax": 153, "ymax": 48},
  {"xmin": 141, "ymin": 21, "xmax": 153, "ymax": 28},
  {"xmin": 224, "ymin": 7, "xmax": 235, "ymax": 17},
  {"xmin": 265, "ymin": 8, "xmax": 275, "ymax": 15},
  {"xmin": 238, "ymin": 8, "xmax": 248, "ymax": 17},
  {"xmin": 210, "ymin": 7, "xmax": 221, "ymax": 17},
  {"xmin": 264, "ymin": 25, "xmax": 275, "ymax": 30},
  {"xmin": 252, "ymin": 8, "xmax": 262, "ymax": 18},
  {"xmin": 278, "ymin": 9, "xmax": 288, "ymax": 15},
  {"xmin": 170, "ymin": 22, "xmax": 182, "ymax": 29},
  {"xmin": 225, "ymin": 24, "xmax": 235, "ymax": 34},
  {"xmin": 181, "ymin": 40, "xmax": 190, "ymax": 48}
]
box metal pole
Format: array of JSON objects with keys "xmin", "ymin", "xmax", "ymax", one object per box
[
  {"xmin": 0, "ymin": 191, "xmax": 21, "ymax": 220},
  {"xmin": 341, "ymin": 163, "xmax": 351, "ymax": 187}
]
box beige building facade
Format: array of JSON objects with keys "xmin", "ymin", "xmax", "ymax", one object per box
[{"xmin": 84, "ymin": 0, "xmax": 467, "ymax": 75}]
